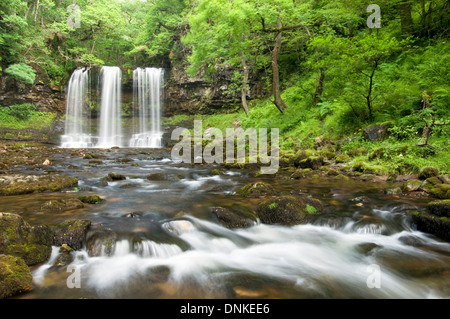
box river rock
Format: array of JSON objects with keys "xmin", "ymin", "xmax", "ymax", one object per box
[
  {"xmin": 235, "ymin": 182, "xmax": 275, "ymax": 197},
  {"xmin": 256, "ymin": 195, "xmax": 323, "ymax": 226},
  {"xmin": 102, "ymin": 172, "xmax": 126, "ymax": 182},
  {"xmin": 86, "ymin": 228, "xmax": 117, "ymax": 257},
  {"xmin": 411, "ymin": 211, "xmax": 450, "ymax": 242},
  {"xmin": 51, "ymin": 219, "xmax": 91, "ymax": 250},
  {"xmin": 426, "ymin": 200, "xmax": 450, "ymax": 217},
  {"xmin": 297, "ymin": 156, "xmax": 324, "ymax": 170},
  {"xmin": 0, "ymin": 254, "xmax": 33, "ymax": 299},
  {"xmin": 77, "ymin": 194, "xmax": 105, "ymax": 204},
  {"xmin": 0, "ymin": 174, "xmax": 78, "ymax": 196},
  {"xmin": 402, "ymin": 179, "xmax": 422, "ymax": 192},
  {"xmin": 41, "ymin": 198, "xmax": 85, "ymax": 211},
  {"xmin": 418, "ymin": 166, "xmax": 439, "ymax": 180},
  {"xmin": 0, "ymin": 212, "xmax": 52, "ymax": 265},
  {"xmin": 212, "ymin": 207, "xmax": 257, "ymax": 229}
]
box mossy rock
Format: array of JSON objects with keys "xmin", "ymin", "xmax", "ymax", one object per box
[
  {"xmin": 384, "ymin": 186, "xmax": 403, "ymax": 195},
  {"xmin": 402, "ymin": 179, "xmax": 422, "ymax": 192},
  {"xmin": 426, "ymin": 200, "xmax": 450, "ymax": 217},
  {"xmin": 256, "ymin": 196, "xmax": 323, "ymax": 226},
  {"xmin": 212, "ymin": 206, "xmax": 257, "ymax": 229},
  {"xmin": 368, "ymin": 147, "xmax": 385, "ymax": 160},
  {"xmin": 0, "ymin": 175, "xmax": 78, "ymax": 196},
  {"xmin": 83, "ymin": 153, "xmax": 105, "ymax": 159},
  {"xmin": 0, "ymin": 254, "xmax": 33, "ymax": 299},
  {"xmin": 334, "ymin": 174, "xmax": 350, "ymax": 181},
  {"xmin": 297, "ymin": 156, "xmax": 324, "ymax": 170},
  {"xmin": 102, "ymin": 172, "xmax": 126, "ymax": 182},
  {"xmin": 51, "ymin": 219, "xmax": 91, "ymax": 250},
  {"xmin": 290, "ymin": 168, "xmax": 311, "ymax": 179},
  {"xmin": 335, "ymin": 154, "xmax": 351, "ymax": 163},
  {"xmin": 347, "ymin": 147, "xmax": 368, "ymax": 157},
  {"xmin": 86, "ymin": 228, "xmax": 117, "ymax": 257},
  {"xmin": 412, "ymin": 211, "xmax": 450, "ymax": 242},
  {"xmin": 235, "ymin": 182, "xmax": 275, "ymax": 197},
  {"xmin": 0, "ymin": 213, "xmax": 52, "ymax": 265},
  {"xmin": 428, "ymin": 184, "xmax": 450, "ymax": 199},
  {"xmin": 41, "ymin": 198, "xmax": 85, "ymax": 211},
  {"xmin": 418, "ymin": 166, "xmax": 439, "ymax": 180},
  {"xmin": 77, "ymin": 195, "xmax": 105, "ymax": 204},
  {"xmin": 210, "ymin": 169, "xmax": 223, "ymax": 176}
]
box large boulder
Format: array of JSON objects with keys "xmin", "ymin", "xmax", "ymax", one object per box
[
  {"xmin": 256, "ymin": 196, "xmax": 323, "ymax": 226},
  {"xmin": 0, "ymin": 254, "xmax": 33, "ymax": 299},
  {"xmin": 362, "ymin": 123, "xmax": 391, "ymax": 141},
  {"xmin": 0, "ymin": 213, "xmax": 52, "ymax": 265},
  {"xmin": 51, "ymin": 219, "xmax": 91, "ymax": 250}
]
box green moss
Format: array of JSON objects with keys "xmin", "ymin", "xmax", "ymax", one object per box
[
  {"xmin": 235, "ymin": 182, "xmax": 275, "ymax": 197},
  {"xmin": 77, "ymin": 195, "xmax": 105, "ymax": 204},
  {"xmin": 0, "ymin": 255, "xmax": 33, "ymax": 299}
]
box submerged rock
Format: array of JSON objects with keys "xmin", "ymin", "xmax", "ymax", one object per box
[
  {"xmin": 0, "ymin": 212, "xmax": 52, "ymax": 265},
  {"xmin": 0, "ymin": 254, "xmax": 33, "ymax": 299},
  {"xmin": 102, "ymin": 172, "xmax": 126, "ymax": 182},
  {"xmin": 212, "ymin": 207, "xmax": 257, "ymax": 229},
  {"xmin": 256, "ymin": 195, "xmax": 323, "ymax": 226},
  {"xmin": 41, "ymin": 198, "xmax": 85, "ymax": 211},
  {"xmin": 235, "ymin": 182, "xmax": 275, "ymax": 197}
]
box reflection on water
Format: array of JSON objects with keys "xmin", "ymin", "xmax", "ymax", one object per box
[{"xmin": 2, "ymin": 148, "xmax": 448, "ymax": 299}]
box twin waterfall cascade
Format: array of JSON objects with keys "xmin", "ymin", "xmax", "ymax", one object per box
[
  {"xmin": 129, "ymin": 68, "xmax": 164, "ymax": 148},
  {"xmin": 61, "ymin": 66, "xmax": 164, "ymax": 148}
]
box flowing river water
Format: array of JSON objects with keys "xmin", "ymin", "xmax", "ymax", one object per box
[{"xmin": 2, "ymin": 147, "xmax": 450, "ymax": 299}]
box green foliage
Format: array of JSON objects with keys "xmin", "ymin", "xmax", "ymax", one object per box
[
  {"xmin": 0, "ymin": 104, "xmax": 55, "ymax": 130},
  {"xmin": 4, "ymin": 63, "xmax": 36, "ymax": 85}
]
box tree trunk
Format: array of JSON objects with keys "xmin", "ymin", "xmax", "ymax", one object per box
[
  {"xmin": 240, "ymin": 53, "xmax": 249, "ymax": 115},
  {"xmin": 365, "ymin": 60, "xmax": 378, "ymax": 120},
  {"xmin": 271, "ymin": 21, "xmax": 288, "ymax": 113},
  {"xmin": 399, "ymin": 0, "xmax": 414, "ymax": 37},
  {"xmin": 313, "ymin": 68, "xmax": 325, "ymax": 105},
  {"xmin": 34, "ymin": 0, "xmax": 40, "ymax": 23}
]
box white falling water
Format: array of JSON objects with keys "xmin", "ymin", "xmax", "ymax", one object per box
[
  {"xmin": 129, "ymin": 67, "xmax": 164, "ymax": 148},
  {"xmin": 60, "ymin": 68, "xmax": 93, "ymax": 148},
  {"xmin": 98, "ymin": 66, "xmax": 122, "ymax": 148}
]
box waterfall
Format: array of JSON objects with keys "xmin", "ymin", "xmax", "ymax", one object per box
[
  {"xmin": 129, "ymin": 67, "xmax": 164, "ymax": 148},
  {"xmin": 98, "ymin": 66, "xmax": 123, "ymax": 148},
  {"xmin": 60, "ymin": 68, "xmax": 93, "ymax": 148}
]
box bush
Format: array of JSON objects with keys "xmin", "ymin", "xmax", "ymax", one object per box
[{"xmin": 4, "ymin": 63, "xmax": 36, "ymax": 85}]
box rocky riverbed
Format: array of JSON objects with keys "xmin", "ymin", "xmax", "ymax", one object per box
[{"xmin": 0, "ymin": 141, "xmax": 449, "ymax": 299}]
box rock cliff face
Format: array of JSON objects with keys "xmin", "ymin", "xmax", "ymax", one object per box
[
  {"xmin": 163, "ymin": 63, "xmax": 265, "ymax": 116},
  {"xmin": 0, "ymin": 76, "xmax": 64, "ymax": 113}
]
